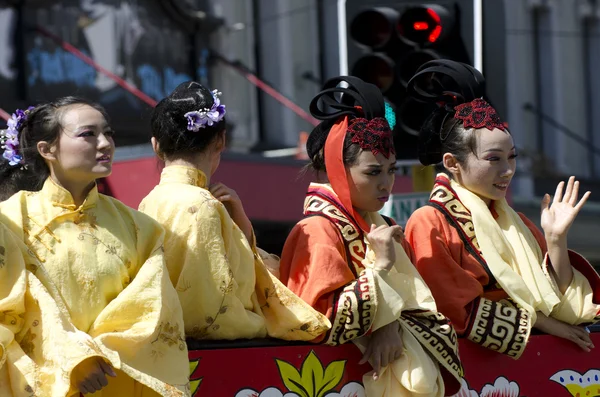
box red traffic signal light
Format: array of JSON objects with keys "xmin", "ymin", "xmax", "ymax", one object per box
[
  {"xmin": 346, "ymin": 1, "xmax": 473, "ymax": 159},
  {"xmin": 348, "ymin": 4, "xmax": 455, "ymax": 94},
  {"xmin": 397, "ymin": 5, "xmax": 454, "ymax": 45},
  {"xmin": 349, "ymin": 5, "xmax": 455, "ymax": 49}
]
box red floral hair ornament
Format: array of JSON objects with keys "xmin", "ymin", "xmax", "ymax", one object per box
[
  {"xmin": 348, "ymin": 117, "xmax": 395, "ymax": 158},
  {"xmin": 453, "ymin": 98, "xmax": 507, "ymax": 131}
]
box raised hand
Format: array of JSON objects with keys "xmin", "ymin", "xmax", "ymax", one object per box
[
  {"xmin": 209, "ymin": 182, "xmax": 253, "ymax": 242},
  {"xmin": 541, "ymin": 176, "xmax": 590, "ymax": 241},
  {"xmin": 366, "ymin": 223, "xmax": 404, "ymax": 273},
  {"xmin": 209, "ymin": 182, "xmax": 244, "ymax": 217},
  {"xmin": 359, "ymin": 321, "xmax": 404, "ymax": 380}
]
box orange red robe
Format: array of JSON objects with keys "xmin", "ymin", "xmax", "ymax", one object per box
[
  {"xmin": 406, "ymin": 176, "xmax": 600, "ymax": 358},
  {"xmin": 281, "ymin": 214, "xmax": 416, "ymax": 342},
  {"xmin": 280, "ymin": 183, "xmax": 463, "ymax": 396}
]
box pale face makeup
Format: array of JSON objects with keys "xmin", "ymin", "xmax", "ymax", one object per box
[
  {"xmin": 453, "ymin": 127, "xmax": 517, "ymax": 205},
  {"xmin": 48, "ymin": 104, "xmax": 115, "ymax": 187}
]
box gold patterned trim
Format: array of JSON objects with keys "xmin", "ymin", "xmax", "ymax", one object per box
[
  {"xmin": 467, "ymin": 297, "xmax": 531, "ymax": 359},
  {"xmin": 325, "ymin": 270, "xmax": 377, "ymax": 346},
  {"xmin": 400, "ymin": 310, "xmax": 464, "ymax": 379},
  {"xmin": 429, "ymin": 177, "xmax": 499, "ymax": 290},
  {"xmin": 304, "ymin": 193, "xmax": 365, "ymax": 277},
  {"xmin": 303, "ymin": 189, "xmax": 377, "ymax": 345}
]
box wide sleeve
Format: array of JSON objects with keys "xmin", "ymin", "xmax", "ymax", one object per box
[
  {"xmin": 0, "ymin": 224, "xmax": 28, "ymax": 372},
  {"xmin": 406, "ymin": 206, "xmax": 530, "ymax": 359},
  {"xmin": 519, "ymin": 213, "xmax": 600, "ymax": 325},
  {"xmin": 0, "ymin": 198, "xmax": 114, "ymax": 396},
  {"xmin": 280, "ymin": 217, "xmax": 379, "ymax": 346},
  {"xmin": 85, "ymin": 211, "xmax": 189, "ymax": 396},
  {"xmin": 171, "ymin": 198, "xmax": 276, "ymax": 340},
  {"xmin": 0, "ymin": 227, "xmax": 28, "ymax": 364},
  {"xmin": 245, "ymin": 224, "xmax": 331, "ymax": 341},
  {"xmin": 0, "ymin": 224, "xmax": 110, "ymax": 397}
]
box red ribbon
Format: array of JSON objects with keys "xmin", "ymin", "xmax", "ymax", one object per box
[{"xmin": 324, "ymin": 116, "xmax": 370, "ymax": 232}]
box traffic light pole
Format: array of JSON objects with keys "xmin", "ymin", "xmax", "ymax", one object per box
[
  {"xmin": 474, "ymin": 0, "xmax": 483, "ymax": 71},
  {"xmin": 337, "ymin": 0, "xmax": 349, "ymax": 75}
]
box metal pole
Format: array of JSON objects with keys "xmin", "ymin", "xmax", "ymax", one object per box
[
  {"xmin": 532, "ymin": 9, "xmax": 544, "ymax": 154},
  {"xmin": 583, "ymin": 16, "xmax": 595, "ymax": 177},
  {"xmin": 337, "ymin": 0, "xmax": 348, "ymax": 75},
  {"xmin": 473, "ymin": 0, "xmax": 483, "ymax": 72}
]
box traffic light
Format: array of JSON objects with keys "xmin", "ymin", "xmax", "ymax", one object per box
[{"xmin": 346, "ymin": 1, "xmax": 475, "ymax": 159}]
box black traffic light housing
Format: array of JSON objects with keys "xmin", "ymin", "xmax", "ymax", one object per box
[{"xmin": 346, "ymin": 0, "xmax": 476, "ymax": 159}]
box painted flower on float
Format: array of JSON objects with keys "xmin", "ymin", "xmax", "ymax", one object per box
[
  {"xmin": 551, "ymin": 369, "xmax": 600, "ymax": 397},
  {"xmin": 235, "ymin": 382, "xmax": 365, "ymax": 397},
  {"xmin": 454, "ymin": 377, "xmax": 523, "ymax": 397},
  {"xmin": 235, "ymin": 350, "xmax": 364, "ymax": 397}
]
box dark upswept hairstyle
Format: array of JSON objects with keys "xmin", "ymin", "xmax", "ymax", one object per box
[
  {"xmin": 306, "ymin": 76, "xmax": 388, "ymax": 172},
  {"xmin": 0, "ymin": 97, "xmax": 109, "ymax": 201},
  {"xmin": 407, "ymin": 60, "xmax": 504, "ymax": 168},
  {"xmin": 151, "ymin": 81, "xmax": 226, "ymax": 159}
]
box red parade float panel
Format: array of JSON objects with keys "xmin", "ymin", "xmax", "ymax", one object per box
[{"xmin": 186, "ymin": 332, "xmax": 600, "ymax": 397}]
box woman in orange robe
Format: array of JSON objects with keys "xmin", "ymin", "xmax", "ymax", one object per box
[
  {"xmin": 405, "ymin": 60, "xmax": 600, "ymax": 359},
  {"xmin": 280, "ymin": 77, "xmax": 463, "ymax": 397}
]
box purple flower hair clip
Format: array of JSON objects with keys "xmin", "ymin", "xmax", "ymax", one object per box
[
  {"xmin": 1, "ymin": 106, "xmax": 34, "ymax": 168},
  {"xmin": 184, "ymin": 89, "xmax": 226, "ymax": 132}
]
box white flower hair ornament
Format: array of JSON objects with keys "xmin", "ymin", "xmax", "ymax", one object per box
[{"xmin": 184, "ymin": 89, "xmax": 226, "ymax": 132}]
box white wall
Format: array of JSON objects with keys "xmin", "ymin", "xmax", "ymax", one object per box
[
  {"xmin": 209, "ymin": 0, "xmax": 261, "ymax": 152},
  {"xmin": 505, "ymin": 0, "xmax": 597, "ymax": 189}
]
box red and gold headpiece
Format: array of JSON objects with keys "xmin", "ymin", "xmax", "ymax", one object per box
[
  {"xmin": 348, "ymin": 117, "xmax": 395, "ymax": 158},
  {"xmin": 309, "ymin": 76, "xmax": 394, "ymax": 232},
  {"xmin": 453, "ymin": 98, "xmax": 507, "ymax": 131},
  {"xmin": 407, "ymin": 60, "xmax": 510, "ymax": 165}
]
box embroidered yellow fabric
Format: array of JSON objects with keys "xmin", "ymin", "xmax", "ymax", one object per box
[
  {"xmin": 0, "ymin": 179, "xmax": 190, "ymax": 396},
  {"xmin": 449, "ymin": 176, "xmax": 600, "ymax": 325},
  {"xmin": 139, "ymin": 165, "xmax": 330, "ymax": 341}
]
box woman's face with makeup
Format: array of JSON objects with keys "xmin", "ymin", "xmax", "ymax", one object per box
[
  {"xmin": 347, "ymin": 149, "xmax": 397, "ymax": 213},
  {"xmin": 454, "ymin": 127, "xmax": 517, "ymax": 205},
  {"xmin": 46, "ymin": 104, "xmax": 115, "ymax": 186}
]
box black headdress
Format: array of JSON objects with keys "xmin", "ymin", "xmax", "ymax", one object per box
[
  {"xmin": 306, "ymin": 76, "xmax": 388, "ymax": 161},
  {"xmin": 407, "ymin": 60, "xmax": 505, "ymax": 165}
]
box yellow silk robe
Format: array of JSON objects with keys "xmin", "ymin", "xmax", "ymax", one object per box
[
  {"xmin": 139, "ymin": 165, "xmax": 330, "ymax": 341},
  {"xmin": 0, "ymin": 178, "xmax": 190, "ymax": 397},
  {"xmin": 0, "ymin": 222, "xmax": 96, "ymax": 397}
]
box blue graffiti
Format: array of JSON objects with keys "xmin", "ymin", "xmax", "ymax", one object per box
[
  {"xmin": 26, "ymin": 47, "xmax": 193, "ymax": 104},
  {"xmin": 137, "ymin": 65, "xmax": 191, "ymax": 100},
  {"xmin": 196, "ymin": 49, "xmax": 209, "ymax": 85},
  {"xmin": 27, "ymin": 47, "xmax": 96, "ymax": 87}
]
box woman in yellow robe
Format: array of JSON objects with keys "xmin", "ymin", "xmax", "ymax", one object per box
[
  {"xmin": 0, "ymin": 221, "xmax": 77, "ymax": 396},
  {"xmin": 0, "ymin": 221, "xmax": 112, "ymax": 397},
  {"xmin": 279, "ymin": 77, "xmax": 464, "ymax": 397},
  {"xmin": 0, "ymin": 98, "xmax": 189, "ymax": 396},
  {"xmin": 138, "ymin": 81, "xmax": 330, "ymax": 341}
]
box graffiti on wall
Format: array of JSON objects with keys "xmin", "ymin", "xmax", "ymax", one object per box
[{"xmin": 0, "ymin": 0, "xmax": 208, "ymax": 145}]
